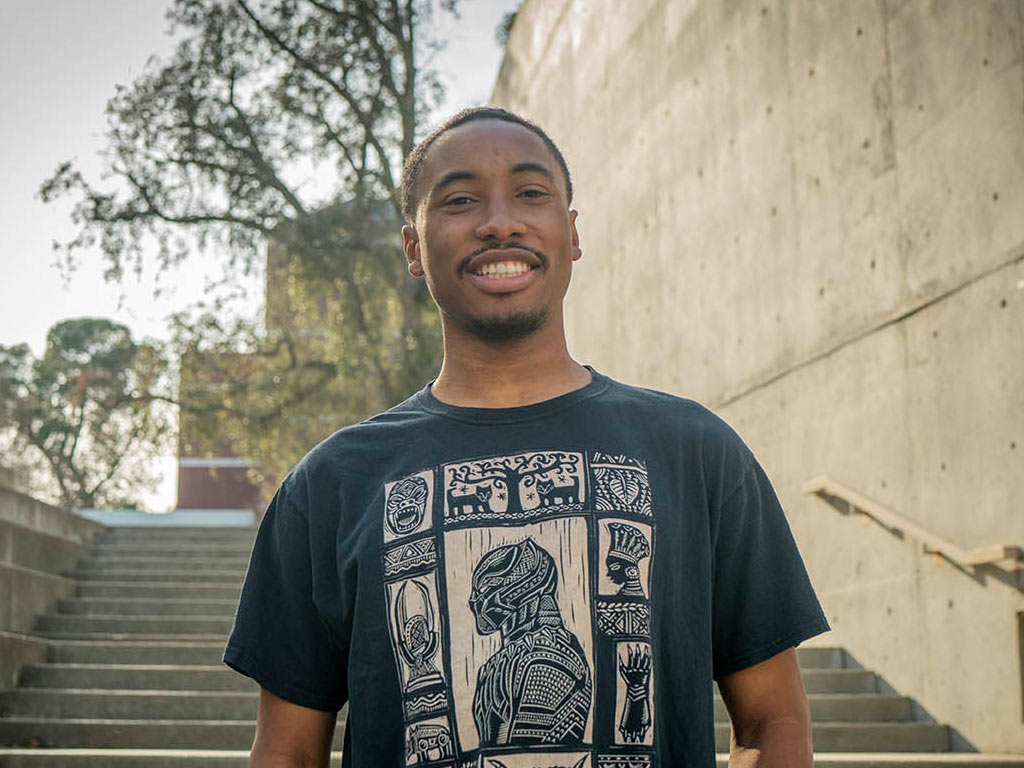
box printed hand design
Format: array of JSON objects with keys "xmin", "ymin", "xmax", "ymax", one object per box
[{"xmin": 617, "ymin": 644, "xmax": 652, "ymax": 743}]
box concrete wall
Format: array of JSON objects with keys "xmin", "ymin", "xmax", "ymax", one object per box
[
  {"xmin": 0, "ymin": 485, "xmax": 104, "ymax": 688},
  {"xmin": 493, "ymin": 0, "xmax": 1024, "ymax": 752}
]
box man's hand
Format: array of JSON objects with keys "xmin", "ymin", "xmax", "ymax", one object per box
[
  {"xmin": 717, "ymin": 647, "xmax": 813, "ymax": 768},
  {"xmin": 249, "ymin": 687, "xmax": 338, "ymax": 767}
]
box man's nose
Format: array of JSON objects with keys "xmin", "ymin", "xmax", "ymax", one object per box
[{"xmin": 475, "ymin": 200, "xmax": 526, "ymax": 241}]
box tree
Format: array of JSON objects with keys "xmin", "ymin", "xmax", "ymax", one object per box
[
  {"xmin": 39, "ymin": 0, "xmax": 454, "ymax": 495},
  {"xmin": 0, "ymin": 319, "xmax": 173, "ymax": 509}
]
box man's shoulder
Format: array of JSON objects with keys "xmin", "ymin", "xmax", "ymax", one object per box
[
  {"xmin": 279, "ymin": 389, "xmax": 433, "ymax": 498},
  {"xmin": 601, "ymin": 375, "xmax": 749, "ymax": 454}
]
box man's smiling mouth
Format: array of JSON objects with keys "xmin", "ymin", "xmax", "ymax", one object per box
[
  {"xmin": 464, "ymin": 246, "xmax": 545, "ymax": 280},
  {"xmin": 473, "ymin": 260, "xmax": 536, "ymax": 278}
]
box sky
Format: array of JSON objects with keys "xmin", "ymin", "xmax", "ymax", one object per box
[{"xmin": 0, "ymin": 0, "xmax": 520, "ymax": 510}]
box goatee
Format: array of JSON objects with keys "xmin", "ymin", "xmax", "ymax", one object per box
[{"xmin": 466, "ymin": 306, "xmax": 549, "ymax": 342}]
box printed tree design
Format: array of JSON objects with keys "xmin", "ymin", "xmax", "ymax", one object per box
[{"xmin": 450, "ymin": 452, "xmax": 580, "ymax": 515}]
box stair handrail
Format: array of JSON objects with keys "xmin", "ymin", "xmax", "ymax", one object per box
[{"xmin": 802, "ymin": 475, "xmax": 1023, "ymax": 570}]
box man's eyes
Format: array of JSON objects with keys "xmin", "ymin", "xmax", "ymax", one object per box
[{"xmin": 441, "ymin": 188, "xmax": 549, "ymax": 207}]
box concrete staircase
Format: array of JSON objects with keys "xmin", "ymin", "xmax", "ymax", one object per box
[{"xmin": 0, "ymin": 526, "xmax": 1021, "ymax": 766}]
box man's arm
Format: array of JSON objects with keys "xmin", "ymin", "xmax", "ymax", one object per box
[
  {"xmin": 717, "ymin": 647, "xmax": 813, "ymax": 768},
  {"xmin": 249, "ymin": 688, "xmax": 338, "ymax": 768}
]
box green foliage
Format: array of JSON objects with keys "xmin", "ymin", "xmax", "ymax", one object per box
[
  {"xmin": 495, "ymin": 7, "xmax": 519, "ymax": 48},
  {"xmin": 0, "ymin": 319, "xmax": 174, "ymax": 509},
  {"xmin": 39, "ymin": 0, "xmax": 452, "ymax": 497}
]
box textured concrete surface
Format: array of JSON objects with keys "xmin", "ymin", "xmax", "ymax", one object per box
[
  {"xmin": 0, "ymin": 488, "xmax": 103, "ymax": 697},
  {"xmin": 0, "ymin": 521, "xmax": 87, "ymax": 577},
  {"xmin": 0, "ymin": 488, "xmax": 102, "ymax": 544},
  {"xmin": 493, "ymin": 0, "xmax": 1024, "ymax": 752},
  {"xmin": 0, "ymin": 564, "xmax": 73, "ymax": 634},
  {"xmin": 0, "ymin": 633, "xmax": 46, "ymax": 692}
]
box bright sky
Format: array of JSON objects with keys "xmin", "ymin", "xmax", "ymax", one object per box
[{"xmin": 0, "ymin": 0, "xmax": 520, "ymax": 510}]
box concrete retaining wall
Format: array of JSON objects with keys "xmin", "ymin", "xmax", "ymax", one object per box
[
  {"xmin": 493, "ymin": 0, "xmax": 1024, "ymax": 751},
  {"xmin": 0, "ymin": 485, "xmax": 104, "ymax": 689}
]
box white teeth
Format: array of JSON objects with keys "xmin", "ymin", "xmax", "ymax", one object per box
[{"xmin": 476, "ymin": 260, "xmax": 531, "ymax": 278}]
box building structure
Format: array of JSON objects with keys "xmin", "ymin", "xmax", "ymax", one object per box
[{"xmin": 493, "ymin": 0, "xmax": 1024, "ymax": 753}]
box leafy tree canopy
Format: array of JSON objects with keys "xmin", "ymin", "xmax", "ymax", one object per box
[
  {"xmin": 0, "ymin": 319, "xmax": 173, "ymax": 509},
  {"xmin": 39, "ymin": 0, "xmax": 461, "ymax": 497}
]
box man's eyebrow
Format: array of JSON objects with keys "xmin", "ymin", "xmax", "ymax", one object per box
[
  {"xmin": 511, "ymin": 161, "xmax": 555, "ymax": 180},
  {"xmin": 432, "ymin": 169, "xmax": 476, "ymax": 196}
]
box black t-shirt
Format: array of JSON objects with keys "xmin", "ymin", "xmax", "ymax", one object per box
[{"xmin": 224, "ymin": 365, "xmax": 829, "ymax": 767}]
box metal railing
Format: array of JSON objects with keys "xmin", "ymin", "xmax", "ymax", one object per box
[{"xmin": 802, "ymin": 474, "xmax": 1022, "ymax": 572}]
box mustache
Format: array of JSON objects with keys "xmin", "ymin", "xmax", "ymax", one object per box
[{"xmin": 459, "ymin": 243, "xmax": 548, "ymax": 273}]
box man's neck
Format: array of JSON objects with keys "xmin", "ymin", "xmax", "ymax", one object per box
[{"xmin": 430, "ymin": 315, "xmax": 592, "ymax": 409}]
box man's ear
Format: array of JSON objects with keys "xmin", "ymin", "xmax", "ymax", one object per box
[
  {"xmin": 569, "ymin": 210, "xmax": 582, "ymax": 261},
  {"xmin": 402, "ymin": 225, "xmax": 424, "ymax": 277}
]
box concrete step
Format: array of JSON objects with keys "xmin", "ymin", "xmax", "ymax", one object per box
[
  {"xmin": 803, "ymin": 669, "xmax": 878, "ymax": 693},
  {"xmin": 75, "ymin": 558, "xmax": 250, "ymax": 573},
  {"xmin": 65, "ymin": 570, "xmax": 244, "ymax": 584},
  {"xmin": 96, "ymin": 527, "xmax": 258, "ymax": 543},
  {"xmin": 75, "ymin": 582, "xmax": 240, "ymax": 600},
  {"xmin": 0, "ymin": 750, "xmax": 261, "ymax": 768},
  {"xmin": 56, "ymin": 598, "xmax": 238, "ymax": 618},
  {"xmin": 1, "ymin": 689, "xmax": 910, "ymax": 724},
  {"xmin": 714, "ymin": 722, "xmax": 951, "ymax": 752},
  {"xmin": 0, "ymin": 718, "xmax": 947, "ymax": 752},
  {"xmin": 797, "ymin": 646, "xmax": 847, "ymax": 669},
  {"xmin": 723, "ymin": 757, "xmax": 1024, "ymax": 767},
  {"xmin": 48, "ymin": 641, "xmax": 225, "ymax": 665},
  {"xmin": 35, "ymin": 615, "xmax": 234, "ymax": 636},
  {"xmin": 712, "ymin": 693, "xmax": 912, "ymax": 722},
  {"xmin": 90, "ymin": 544, "xmax": 253, "ymax": 559},
  {"xmin": 34, "ymin": 632, "xmax": 228, "ymax": 643},
  {"xmin": 18, "ymin": 665, "xmax": 253, "ymax": 692},
  {"xmin": 1, "ymin": 753, "xmax": 1023, "ymax": 768},
  {"xmin": 0, "ymin": 717, "xmax": 344, "ymax": 750},
  {"xmin": 0, "ymin": 690, "xmax": 257, "ymax": 721}
]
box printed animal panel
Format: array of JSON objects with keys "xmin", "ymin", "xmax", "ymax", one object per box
[
  {"xmin": 444, "ymin": 518, "xmax": 594, "ymax": 751},
  {"xmin": 386, "ymin": 573, "xmax": 449, "ymax": 722},
  {"xmin": 405, "ymin": 715, "xmax": 456, "ymax": 766},
  {"xmin": 385, "ymin": 470, "xmax": 436, "ymax": 543},
  {"xmin": 480, "ymin": 751, "xmax": 590, "ymax": 768},
  {"xmin": 597, "ymin": 520, "xmax": 653, "ymax": 599},
  {"xmin": 589, "ymin": 454, "xmax": 652, "ymax": 518},
  {"xmin": 613, "ymin": 642, "xmax": 654, "ymax": 747},
  {"xmin": 443, "ymin": 451, "xmax": 586, "ymax": 526}
]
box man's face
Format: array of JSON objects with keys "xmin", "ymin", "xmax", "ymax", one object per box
[{"xmin": 403, "ymin": 119, "xmax": 581, "ymax": 342}]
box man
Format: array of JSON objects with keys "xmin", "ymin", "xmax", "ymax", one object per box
[{"xmin": 224, "ymin": 107, "xmax": 829, "ymax": 767}]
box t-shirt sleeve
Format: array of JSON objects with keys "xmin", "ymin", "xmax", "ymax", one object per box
[
  {"xmin": 223, "ymin": 485, "xmax": 348, "ymax": 711},
  {"xmin": 711, "ymin": 457, "xmax": 830, "ymax": 680}
]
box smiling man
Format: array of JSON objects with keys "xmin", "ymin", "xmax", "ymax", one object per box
[{"xmin": 224, "ymin": 107, "xmax": 830, "ymax": 768}]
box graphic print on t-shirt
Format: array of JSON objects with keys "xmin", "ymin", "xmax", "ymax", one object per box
[{"xmin": 381, "ymin": 449, "xmax": 656, "ymax": 767}]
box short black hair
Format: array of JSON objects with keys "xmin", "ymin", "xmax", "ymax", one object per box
[{"xmin": 400, "ymin": 106, "xmax": 574, "ymax": 224}]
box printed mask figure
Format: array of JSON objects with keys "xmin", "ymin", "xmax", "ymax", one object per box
[
  {"xmin": 605, "ymin": 522, "xmax": 650, "ymax": 598},
  {"xmin": 394, "ymin": 580, "xmax": 445, "ymax": 693},
  {"xmin": 405, "ymin": 721, "xmax": 453, "ymax": 764},
  {"xmin": 386, "ymin": 476, "xmax": 429, "ymax": 536},
  {"xmin": 468, "ymin": 538, "xmax": 592, "ymax": 747}
]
